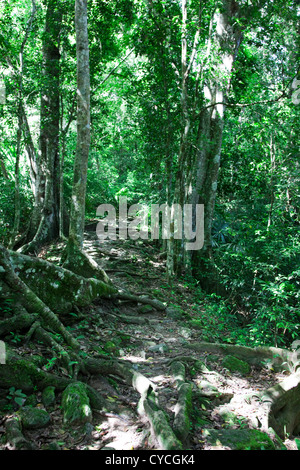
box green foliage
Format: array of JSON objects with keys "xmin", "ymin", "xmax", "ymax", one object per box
[
  {"xmin": 0, "ymin": 176, "xmax": 32, "ymax": 243},
  {"xmin": 6, "ymin": 387, "xmax": 27, "ymax": 408},
  {"xmin": 0, "ymin": 0, "xmax": 299, "ymax": 351}
]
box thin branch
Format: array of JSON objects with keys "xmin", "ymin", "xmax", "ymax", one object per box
[
  {"xmin": 62, "ymin": 91, "xmax": 77, "ymax": 136},
  {"xmin": 97, "ymin": 48, "xmax": 135, "ymax": 88},
  {"xmin": 20, "ymin": 0, "xmax": 37, "ymax": 57},
  {"xmin": 184, "ymin": 30, "xmax": 200, "ymax": 81},
  {"xmin": 194, "ymin": 90, "xmax": 289, "ymax": 119},
  {"xmin": 195, "ymin": 66, "xmax": 300, "ymax": 118}
]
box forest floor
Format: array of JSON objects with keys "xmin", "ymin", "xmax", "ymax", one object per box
[{"xmin": 0, "ymin": 228, "xmax": 298, "ymax": 451}]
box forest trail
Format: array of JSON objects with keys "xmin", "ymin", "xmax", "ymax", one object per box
[
  {"xmin": 0, "ymin": 229, "xmax": 297, "ymax": 451},
  {"xmin": 56, "ymin": 230, "xmax": 297, "ymax": 450}
]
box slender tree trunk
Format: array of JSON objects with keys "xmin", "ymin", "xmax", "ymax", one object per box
[
  {"xmin": 165, "ymin": 0, "xmax": 244, "ymax": 284},
  {"xmin": 10, "ymin": 101, "xmax": 22, "ymax": 248},
  {"xmin": 20, "ymin": 102, "xmax": 37, "ymax": 201},
  {"xmin": 61, "ymin": 0, "xmax": 109, "ymax": 285},
  {"xmin": 188, "ymin": 1, "xmax": 243, "ymax": 290},
  {"xmin": 65, "ymin": 0, "xmax": 90, "ymax": 256},
  {"xmin": 267, "ymin": 135, "xmax": 275, "ymax": 230},
  {"xmin": 167, "ymin": 0, "xmax": 200, "ymax": 278},
  {"xmin": 9, "ymin": 0, "xmax": 36, "ymax": 248}
]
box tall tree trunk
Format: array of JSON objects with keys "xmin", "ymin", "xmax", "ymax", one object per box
[
  {"xmin": 19, "ymin": 0, "xmax": 62, "ymax": 253},
  {"xmin": 189, "ymin": 1, "xmax": 243, "ymax": 290},
  {"xmin": 194, "ymin": 1, "xmax": 242, "ymax": 257},
  {"xmin": 9, "ymin": 101, "xmax": 22, "ymax": 248},
  {"xmin": 68, "ymin": 0, "xmax": 90, "ymax": 252},
  {"xmin": 167, "ymin": 0, "xmax": 200, "ymax": 278},
  {"xmin": 61, "ymin": 0, "xmax": 108, "ymax": 285}
]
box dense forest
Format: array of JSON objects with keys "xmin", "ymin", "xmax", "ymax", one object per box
[{"xmin": 0, "ymin": 0, "xmax": 299, "ymax": 453}]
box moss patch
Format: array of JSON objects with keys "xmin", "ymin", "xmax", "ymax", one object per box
[
  {"xmin": 61, "ymin": 382, "xmax": 92, "ymax": 425},
  {"xmin": 203, "ymin": 428, "xmax": 277, "ymax": 450},
  {"xmin": 19, "ymin": 406, "xmax": 51, "ymax": 430},
  {"xmin": 222, "ymin": 355, "xmax": 251, "ymax": 375}
]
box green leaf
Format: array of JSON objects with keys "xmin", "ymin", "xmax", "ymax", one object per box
[{"xmin": 14, "ymin": 396, "xmax": 25, "ymax": 406}]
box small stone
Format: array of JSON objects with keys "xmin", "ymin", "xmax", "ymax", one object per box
[
  {"xmin": 19, "ymin": 406, "xmax": 51, "ymax": 430},
  {"xmin": 165, "ymin": 307, "xmax": 185, "ymax": 320},
  {"xmin": 61, "ymin": 382, "xmax": 92, "ymax": 425},
  {"xmin": 25, "ymin": 394, "xmax": 38, "ymax": 407},
  {"xmin": 148, "ymin": 343, "xmax": 169, "ymax": 354},
  {"xmin": 178, "ymin": 327, "xmax": 193, "ymax": 339}
]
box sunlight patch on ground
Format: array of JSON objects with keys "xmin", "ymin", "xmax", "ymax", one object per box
[
  {"xmin": 94, "ymin": 417, "xmax": 145, "ymax": 450},
  {"xmin": 151, "ymin": 374, "xmax": 168, "ymax": 383},
  {"xmin": 120, "ymin": 354, "xmax": 147, "ymax": 363}
]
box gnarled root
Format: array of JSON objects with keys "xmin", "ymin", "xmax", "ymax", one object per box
[
  {"xmin": 185, "ymin": 341, "xmax": 295, "ymax": 372},
  {"xmin": 258, "ymin": 371, "xmax": 300, "ymax": 438},
  {"xmin": 171, "ymin": 361, "xmax": 192, "ymax": 443}
]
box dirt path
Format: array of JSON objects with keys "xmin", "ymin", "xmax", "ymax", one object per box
[{"xmin": 78, "ymin": 232, "xmax": 296, "ymax": 450}]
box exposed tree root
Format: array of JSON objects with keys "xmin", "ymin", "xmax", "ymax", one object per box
[
  {"xmin": 1, "ymin": 242, "xmax": 183, "ymax": 450},
  {"xmin": 32, "ymin": 324, "xmax": 74, "ymax": 374},
  {"xmin": 84, "ymin": 356, "xmax": 185, "ymax": 448},
  {"xmin": 105, "ymin": 268, "xmax": 160, "ymax": 280},
  {"xmin": 5, "ymin": 415, "xmax": 36, "ymax": 450},
  {"xmin": 115, "ymin": 290, "xmax": 166, "ymax": 311},
  {"xmin": 0, "ymin": 312, "xmax": 38, "ymax": 336},
  {"xmin": 3, "ymin": 239, "xmax": 300, "ymax": 450},
  {"xmin": 185, "ymin": 341, "xmax": 295, "ymax": 371},
  {"xmin": 139, "ymin": 387, "xmax": 183, "ymax": 450},
  {"xmin": 8, "ymin": 248, "xmax": 116, "ymax": 315},
  {"xmin": 171, "ymin": 361, "xmax": 192, "ymax": 443},
  {"xmin": 108, "ymin": 311, "xmax": 153, "ymax": 326},
  {"xmin": 258, "ymin": 371, "xmax": 300, "ymax": 438},
  {"xmin": 61, "ymin": 243, "xmax": 111, "ymax": 284},
  {"xmin": 184, "ymin": 340, "xmax": 300, "ymax": 440},
  {"xmin": 0, "ymin": 349, "xmax": 72, "ymax": 391}
]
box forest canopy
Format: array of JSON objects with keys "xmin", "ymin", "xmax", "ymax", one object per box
[{"xmin": 0, "ymin": 0, "xmax": 299, "ymax": 452}]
